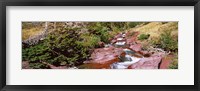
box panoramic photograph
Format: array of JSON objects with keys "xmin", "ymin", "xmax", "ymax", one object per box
[{"xmin": 22, "ymin": 22, "xmax": 178, "ymax": 69}]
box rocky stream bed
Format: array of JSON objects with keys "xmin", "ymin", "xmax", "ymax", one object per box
[{"xmin": 78, "ymin": 31, "xmax": 173, "ymax": 69}]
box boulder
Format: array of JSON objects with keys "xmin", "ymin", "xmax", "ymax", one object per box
[
  {"xmin": 126, "ymin": 37, "xmax": 136, "ymax": 45},
  {"xmin": 128, "ymin": 53, "xmax": 163, "ymax": 69},
  {"xmin": 126, "ymin": 32, "xmax": 139, "ymax": 45},
  {"xmin": 87, "ymin": 47, "xmax": 123, "ymax": 64},
  {"xmin": 129, "ymin": 44, "xmax": 142, "ymax": 52},
  {"xmin": 159, "ymin": 55, "xmax": 173, "ymax": 69},
  {"xmin": 111, "ymin": 39, "xmax": 117, "ymax": 44},
  {"xmin": 83, "ymin": 57, "xmax": 120, "ymax": 69}
]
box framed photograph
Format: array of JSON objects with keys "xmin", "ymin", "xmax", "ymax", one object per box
[{"xmin": 0, "ymin": 0, "xmax": 199, "ymax": 91}]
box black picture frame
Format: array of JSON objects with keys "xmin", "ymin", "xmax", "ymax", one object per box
[{"xmin": 0, "ymin": 0, "xmax": 199, "ymax": 91}]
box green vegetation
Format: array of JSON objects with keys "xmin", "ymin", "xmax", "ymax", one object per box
[
  {"xmin": 169, "ymin": 53, "xmax": 178, "ymax": 69},
  {"xmin": 128, "ymin": 22, "xmax": 143, "ymax": 28},
  {"xmin": 23, "ymin": 22, "xmax": 141, "ymax": 69},
  {"xmin": 169, "ymin": 60, "xmax": 178, "ymax": 69},
  {"xmin": 45, "ymin": 28, "xmax": 90, "ymax": 66},
  {"xmin": 160, "ymin": 31, "xmax": 178, "ymax": 52},
  {"xmin": 22, "ymin": 42, "xmax": 51, "ymax": 69},
  {"xmin": 150, "ymin": 30, "xmax": 178, "ymax": 52},
  {"xmin": 138, "ymin": 34, "xmax": 150, "ymax": 40},
  {"xmin": 87, "ymin": 24, "xmax": 111, "ymax": 43},
  {"xmin": 22, "ymin": 22, "xmax": 178, "ymax": 69},
  {"xmin": 23, "ymin": 28, "xmax": 91, "ymax": 68},
  {"xmin": 128, "ymin": 22, "xmax": 178, "ymax": 69},
  {"xmin": 79, "ymin": 33, "xmax": 101, "ymax": 48},
  {"xmin": 29, "ymin": 63, "xmax": 49, "ymax": 69},
  {"xmin": 87, "ymin": 22, "xmax": 131, "ymax": 43}
]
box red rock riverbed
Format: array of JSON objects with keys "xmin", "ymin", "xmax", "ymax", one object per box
[{"xmin": 80, "ymin": 31, "xmax": 171, "ymax": 69}]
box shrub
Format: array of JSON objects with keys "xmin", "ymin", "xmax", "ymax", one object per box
[
  {"xmin": 128, "ymin": 22, "xmax": 142, "ymax": 28},
  {"xmin": 169, "ymin": 60, "xmax": 178, "ymax": 69},
  {"xmin": 160, "ymin": 31, "xmax": 178, "ymax": 51},
  {"xmin": 22, "ymin": 28, "xmax": 91, "ymax": 68},
  {"xmin": 44, "ymin": 28, "xmax": 90, "ymax": 66},
  {"xmin": 87, "ymin": 23, "xmax": 112, "ymax": 43},
  {"xmin": 138, "ymin": 34, "xmax": 150, "ymax": 40},
  {"xmin": 167, "ymin": 52, "xmax": 178, "ymax": 69},
  {"xmin": 22, "ymin": 42, "xmax": 51, "ymax": 63},
  {"xmin": 79, "ymin": 33, "xmax": 100, "ymax": 48},
  {"xmin": 168, "ymin": 53, "xmax": 178, "ymax": 69}
]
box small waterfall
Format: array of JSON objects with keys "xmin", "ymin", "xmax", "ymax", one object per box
[{"xmin": 110, "ymin": 48, "xmax": 142, "ymax": 69}]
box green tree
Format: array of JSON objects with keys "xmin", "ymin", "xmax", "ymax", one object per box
[{"xmin": 22, "ymin": 28, "xmax": 91, "ymax": 68}]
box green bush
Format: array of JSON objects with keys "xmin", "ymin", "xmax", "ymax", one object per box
[
  {"xmin": 128, "ymin": 22, "xmax": 142, "ymax": 28},
  {"xmin": 22, "ymin": 28, "xmax": 91, "ymax": 68},
  {"xmin": 169, "ymin": 55, "xmax": 178, "ymax": 69},
  {"xmin": 87, "ymin": 22, "xmax": 131, "ymax": 43},
  {"xmin": 79, "ymin": 33, "xmax": 100, "ymax": 48},
  {"xmin": 44, "ymin": 28, "xmax": 90, "ymax": 66},
  {"xmin": 22, "ymin": 42, "xmax": 51, "ymax": 63},
  {"xmin": 29, "ymin": 63, "xmax": 49, "ymax": 69},
  {"xmin": 138, "ymin": 34, "xmax": 150, "ymax": 40},
  {"xmin": 169, "ymin": 60, "xmax": 178, "ymax": 69},
  {"xmin": 87, "ymin": 23, "xmax": 112, "ymax": 43},
  {"xmin": 160, "ymin": 31, "xmax": 178, "ymax": 51},
  {"xmin": 168, "ymin": 53, "xmax": 178, "ymax": 69}
]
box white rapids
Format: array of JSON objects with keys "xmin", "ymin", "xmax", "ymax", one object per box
[{"xmin": 110, "ymin": 49, "xmax": 143, "ymax": 69}]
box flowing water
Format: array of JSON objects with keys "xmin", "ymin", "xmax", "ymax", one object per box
[
  {"xmin": 79, "ymin": 34, "xmax": 144, "ymax": 69},
  {"xmin": 110, "ymin": 48, "xmax": 143, "ymax": 69}
]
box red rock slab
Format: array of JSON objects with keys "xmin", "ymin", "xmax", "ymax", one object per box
[
  {"xmin": 126, "ymin": 37, "xmax": 136, "ymax": 45},
  {"xmin": 114, "ymin": 34, "xmax": 123, "ymax": 39},
  {"xmin": 87, "ymin": 47, "xmax": 123, "ymax": 64},
  {"xmin": 128, "ymin": 54, "xmax": 163, "ymax": 69},
  {"xmin": 129, "ymin": 44, "xmax": 142, "ymax": 52},
  {"xmin": 81, "ymin": 57, "xmax": 120, "ymax": 69},
  {"xmin": 111, "ymin": 39, "xmax": 117, "ymax": 44},
  {"xmin": 159, "ymin": 55, "xmax": 173, "ymax": 69}
]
